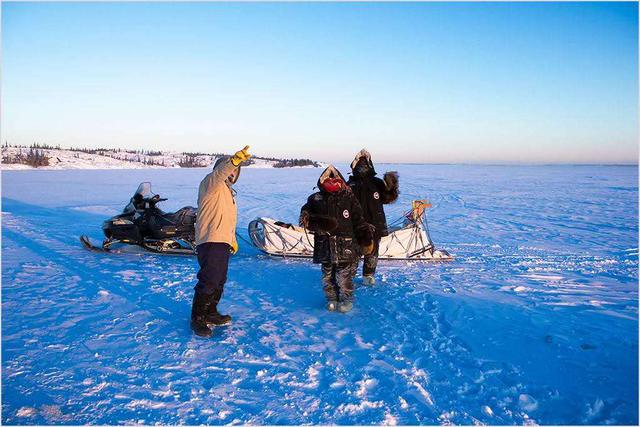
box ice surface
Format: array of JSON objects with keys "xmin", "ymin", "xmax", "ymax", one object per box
[{"xmin": 1, "ymin": 165, "xmax": 638, "ymax": 424}]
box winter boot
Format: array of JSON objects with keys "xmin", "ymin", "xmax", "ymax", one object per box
[
  {"xmin": 327, "ymin": 301, "xmax": 338, "ymax": 312},
  {"xmin": 191, "ymin": 292, "xmax": 213, "ymax": 338},
  {"xmin": 205, "ymin": 290, "xmax": 232, "ymax": 326},
  {"xmin": 206, "ymin": 306, "xmax": 232, "ymax": 326},
  {"xmin": 206, "ymin": 310, "xmax": 232, "ymax": 326},
  {"xmin": 363, "ymin": 275, "xmax": 376, "ymax": 286},
  {"xmin": 338, "ymin": 301, "xmax": 353, "ymax": 313}
]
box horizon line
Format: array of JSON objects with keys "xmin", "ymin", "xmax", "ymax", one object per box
[{"xmin": 3, "ymin": 143, "xmax": 637, "ymax": 167}]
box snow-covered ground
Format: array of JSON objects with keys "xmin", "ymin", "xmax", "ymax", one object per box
[
  {"xmin": 1, "ymin": 146, "xmax": 322, "ymax": 170},
  {"xmin": 1, "ymin": 165, "xmax": 638, "ymax": 425}
]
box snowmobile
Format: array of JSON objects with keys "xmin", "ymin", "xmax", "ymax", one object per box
[
  {"xmin": 80, "ymin": 182, "xmax": 197, "ymax": 255},
  {"xmin": 248, "ymin": 200, "xmax": 453, "ymax": 261}
]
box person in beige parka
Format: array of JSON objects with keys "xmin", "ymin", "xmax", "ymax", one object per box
[{"xmin": 191, "ymin": 146, "xmax": 252, "ymax": 338}]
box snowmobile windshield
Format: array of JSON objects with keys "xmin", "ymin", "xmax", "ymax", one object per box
[
  {"xmin": 135, "ymin": 182, "xmax": 154, "ymax": 199},
  {"xmin": 124, "ymin": 182, "xmax": 157, "ymax": 213}
]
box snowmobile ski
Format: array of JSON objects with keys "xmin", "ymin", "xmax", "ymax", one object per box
[
  {"xmin": 80, "ymin": 235, "xmax": 196, "ymax": 256},
  {"xmin": 79, "ymin": 235, "xmax": 110, "ymax": 252},
  {"xmin": 140, "ymin": 240, "xmax": 196, "ymax": 256}
]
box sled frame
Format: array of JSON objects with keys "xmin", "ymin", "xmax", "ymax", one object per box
[{"xmin": 248, "ymin": 200, "xmax": 452, "ymax": 262}]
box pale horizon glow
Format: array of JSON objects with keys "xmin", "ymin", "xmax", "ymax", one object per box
[{"xmin": 2, "ymin": 2, "xmax": 638, "ymax": 164}]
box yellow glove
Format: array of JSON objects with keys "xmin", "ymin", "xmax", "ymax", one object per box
[
  {"xmin": 229, "ymin": 240, "xmax": 238, "ymax": 255},
  {"xmin": 231, "ymin": 145, "xmax": 252, "ymax": 166}
]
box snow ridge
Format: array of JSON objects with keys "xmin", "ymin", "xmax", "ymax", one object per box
[{"xmin": 1, "ymin": 146, "xmax": 324, "ymax": 170}]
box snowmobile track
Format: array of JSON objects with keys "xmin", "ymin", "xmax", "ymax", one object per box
[
  {"xmin": 79, "ymin": 235, "xmax": 109, "ymax": 252},
  {"xmin": 79, "ymin": 235, "xmax": 196, "ymax": 257}
]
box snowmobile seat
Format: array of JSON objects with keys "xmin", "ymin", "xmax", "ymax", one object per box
[{"xmin": 162, "ymin": 206, "xmax": 197, "ymax": 226}]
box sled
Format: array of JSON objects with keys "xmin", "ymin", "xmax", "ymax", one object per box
[{"xmin": 248, "ymin": 200, "xmax": 453, "ymax": 261}]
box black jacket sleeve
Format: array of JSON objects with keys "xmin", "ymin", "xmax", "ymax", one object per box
[
  {"xmin": 299, "ymin": 201, "xmax": 311, "ymax": 228},
  {"xmin": 349, "ymin": 194, "xmax": 374, "ymax": 245},
  {"xmin": 300, "ymin": 193, "xmax": 337, "ymax": 233}
]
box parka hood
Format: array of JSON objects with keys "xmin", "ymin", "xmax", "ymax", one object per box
[
  {"xmin": 317, "ymin": 164, "xmax": 347, "ymax": 191},
  {"xmin": 350, "ymin": 149, "xmax": 376, "ymax": 176}
]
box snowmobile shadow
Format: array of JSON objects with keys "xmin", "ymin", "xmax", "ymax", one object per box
[
  {"xmin": 3, "ymin": 197, "xmax": 116, "ymax": 240},
  {"xmin": 2, "ymin": 198, "xmax": 193, "ymax": 327},
  {"xmin": 3, "ymin": 198, "xmax": 329, "ymax": 343}
]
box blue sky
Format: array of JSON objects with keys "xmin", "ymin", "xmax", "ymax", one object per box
[{"xmin": 2, "ymin": 2, "xmax": 637, "ymax": 163}]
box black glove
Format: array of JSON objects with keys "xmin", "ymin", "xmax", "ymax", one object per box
[
  {"xmin": 382, "ymin": 171, "xmax": 399, "ymax": 204},
  {"xmin": 355, "ymin": 223, "xmax": 375, "ymax": 245},
  {"xmin": 355, "ymin": 223, "xmax": 376, "ymax": 255}
]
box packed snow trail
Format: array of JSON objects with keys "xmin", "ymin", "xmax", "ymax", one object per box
[{"xmin": 2, "ymin": 165, "xmax": 638, "ymax": 424}]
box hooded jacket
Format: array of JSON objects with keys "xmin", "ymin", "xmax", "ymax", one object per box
[
  {"xmin": 195, "ymin": 157, "xmax": 239, "ymax": 247},
  {"xmin": 300, "ymin": 165, "xmax": 373, "ymax": 264},
  {"xmin": 347, "ymin": 149, "xmax": 399, "ymax": 238}
]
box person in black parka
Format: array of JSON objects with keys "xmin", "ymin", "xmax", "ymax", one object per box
[
  {"xmin": 347, "ymin": 149, "xmax": 399, "ymax": 285},
  {"xmin": 300, "ymin": 165, "xmax": 375, "ymax": 313}
]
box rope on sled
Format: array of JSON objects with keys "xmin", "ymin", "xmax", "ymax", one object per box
[
  {"xmin": 235, "ymin": 230, "xmax": 255, "ymax": 247},
  {"xmin": 246, "ymin": 219, "xmax": 313, "ymax": 257},
  {"xmin": 245, "ymin": 199, "xmax": 436, "ymax": 259}
]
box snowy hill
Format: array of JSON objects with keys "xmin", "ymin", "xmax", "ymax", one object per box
[{"xmin": 0, "ymin": 145, "xmax": 324, "ymax": 170}]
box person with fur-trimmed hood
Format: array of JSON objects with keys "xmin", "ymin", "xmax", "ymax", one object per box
[
  {"xmin": 299, "ymin": 165, "xmax": 375, "ymax": 313},
  {"xmin": 191, "ymin": 146, "xmax": 252, "ymax": 338},
  {"xmin": 347, "ymin": 149, "xmax": 399, "ymax": 285}
]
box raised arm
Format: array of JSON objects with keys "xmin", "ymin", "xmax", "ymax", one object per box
[
  {"xmin": 381, "ymin": 171, "xmax": 399, "ymax": 204},
  {"xmin": 206, "ymin": 157, "xmax": 237, "ymax": 187},
  {"xmin": 206, "ymin": 146, "xmax": 252, "ymax": 187}
]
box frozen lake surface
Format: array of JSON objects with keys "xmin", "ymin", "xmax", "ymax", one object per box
[{"xmin": 2, "ymin": 165, "xmax": 638, "ymax": 424}]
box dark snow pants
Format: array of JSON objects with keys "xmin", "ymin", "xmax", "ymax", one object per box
[
  {"xmin": 362, "ymin": 237, "xmax": 381, "ymax": 276},
  {"xmin": 194, "ymin": 242, "xmax": 230, "ymax": 304},
  {"xmin": 321, "ymin": 261, "xmax": 358, "ymax": 303}
]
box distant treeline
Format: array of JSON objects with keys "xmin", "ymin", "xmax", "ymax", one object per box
[
  {"xmin": 273, "ymin": 158, "xmax": 320, "ymax": 168},
  {"xmin": 178, "ymin": 152, "xmax": 224, "ymax": 168},
  {"xmin": 3, "ymin": 143, "xmax": 164, "ymax": 156},
  {"xmin": 68, "ymin": 147, "xmax": 164, "ymax": 156},
  {"xmin": 176, "ymin": 152, "xmax": 318, "ymax": 169},
  {"xmin": 2, "ymin": 143, "xmax": 321, "ymax": 169},
  {"xmin": 2, "ymin": 145, "xmax": 50, "ymax": 167}
]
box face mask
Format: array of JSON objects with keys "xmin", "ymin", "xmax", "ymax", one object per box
[
  {"xmin": 354, "ymin": 161, "xmax": 370, "ymax": 176},
  {"xmin": 321, "ymin": 177, "xmax": 344, "ymax": 193}
]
